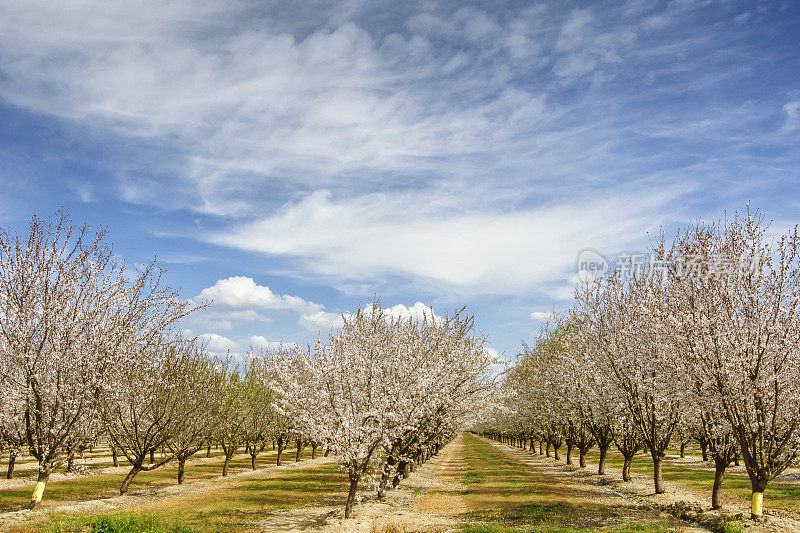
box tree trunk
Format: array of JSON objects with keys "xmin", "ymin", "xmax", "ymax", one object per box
[
  {"xmin": 223, "ymin": 453, "xmax": 232, "ymax": 476},
  {"xmin": 277, "ymin": 437, "xmax": 284, "ymax": 466},
  {"xmin": 111, "ymin": 446, "xmax": 119, "ymax": 467},
  {"xmin": 7, "ymin": 449, "xmax": 17, "ymax": 479},
  {"xmin": 149, "ymin": 448, "xmax": 155, "ymax": 464},
  {"xmin": 750, "ymin": 477, "xmax": 768, "ymax": 519},
  {"xmin": 712, "ymin": 457, "xmax": 727, "ymax": 509},
  {"xmin": 345, "ymin": 471, "xmax": 360, "ymax": 518},
  {"xmin": 392, "ymin": 460, "xmax": 407, "ymax": 488},
  {"xmin": 377, "ymin": 458, "xmax": 394, "ymax": 499},
  {"xmin": 622, "ymin": 455, "xmax": 633, "ymax": 482},
  {"xmin": 579, "ymin": 450, "xmax": 587, "ymax": 468},
  {"xmin": 206, "ymin": 444, "xmax": 211, "ymax": 458},
  {"xmin": 566, "ymin": 442, "xmax": 573, "ymax": 465},
  {"xmin": 324, "ymin": 448, "xmax": 331, "ymax": 457},
  {"xmin": 539, "ymin": 441, "xmax": 545, "ymax": 455},
  {"xmin": 734, "ymin": 453, "xmax": 740, "ymax": 466},
  {"xmin": 66, "ymin": 454, "xmax": 74, "ymax": 473},
  {"xmin": 177, "ymin": 456, "xmax": 186, "ymax": 484},
  {"xmin": 598, "ymin": 445, "xmax": 608, "ymax": 475},
  {"xmin": 296, "ymin": 439, "xmax": 302, "ymax": 462},
  {"xmin": 545, "ymin": 442, "xmax": 551, "ymax": 457},
  {"xmin": 250, "ymin": 453, "xmax": 257, "ymax": 470},
  {"xmin": 311, "ymin": 442, "xmax": 318, "ymax": 459},
  {"xmin": 29, "ymin": 469, "xmax": 49, "ymax": 509},
  {"xmin": 120, "ymin": 464, "xmax": 142, "ymax": 494},
  {"xmin": 680, "ymin": 443, "xmax": 686, "ymax": 458},
  {"xmin": 653, "ymin": 455, "xmax": 665, "ymax": 494},
  {"xmin": 553, "ymin": 444, "xmax": 560, "ymax": 460},
  {"xmin": 701, "ymin": 441, "xmax": 708, "ymax": 462}
]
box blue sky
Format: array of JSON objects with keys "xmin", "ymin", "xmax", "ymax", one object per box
[{"xmin": 1, "ymin": 0, "xmax": 798, "ymax": 360}]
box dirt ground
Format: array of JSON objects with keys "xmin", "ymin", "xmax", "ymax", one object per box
[{"xmin": 255, "ymin": 437, "xmax": 469, "ymax": 532}]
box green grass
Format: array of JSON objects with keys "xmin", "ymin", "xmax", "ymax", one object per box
[
  {"xmin": 42, "ymin": 513, "xmax": 197, "ymax": 533},
  {"xmin": 20, "ymin": 458, "xmax": 348, "ymax": 532},
  {"xmin": 165, "ymin": 461, "xmax": 347, "ymax": 530},
  {"xmin": 722, "ymin": 522, "xmax": 745, "ymax": 533},
  {"xmin": 556, "ymin": 445, "xmax": 800, "ymax": 512},
  {"xmin": 0, "ymin": 448, "xmax": 320, "ymax": 513},
  {"xmin": 458, "ymin": 434, "xmax": 676, "ymax": 532}
]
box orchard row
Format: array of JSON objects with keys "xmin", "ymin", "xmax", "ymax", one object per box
[
  {"xmin": 0, "ymin": 211, "xmax": 495, "ymax": 518},
  {"xmin": 478, "ymin": 209, "xmax": 800, "ymax": 520}
]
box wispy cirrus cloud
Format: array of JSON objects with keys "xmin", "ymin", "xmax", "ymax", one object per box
[
  {"xmin": 3, "ymin": 0, "xmax": 792, "ymax": 221},
  {"xmin": 209, "ymin": 185, "xmax": 691, "ymax": 296}
]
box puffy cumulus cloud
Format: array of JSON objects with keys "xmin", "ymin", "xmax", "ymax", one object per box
[
  {"xmin": 186, "ymin": 276, "xmax": 325, "ymax": 331},
  {"xmin": 186, "ymin": 276, "xmax": 440, "ymax": 334},
  {"xmin": 297, "ymin": 302, "xmax": 441, "ymax": 334},
  {"xmin": 209, "ymin": 186, "xmax": 688, "ymax": 296},
  {"xmin": 186, "ymin": 309, "xmax": 270, "ymax": 331},
  {"xmin": 197, "ymin": 333, "xmax": 297, "ymax": 359},
  {"xmin": 298, "ymin": 310, "xmax": 345, "ymax": 332},
  {"xmin": 189, "ymin": 276, "xmax": 322, "ymax": 314},
  {"xmin": 382, "ymin": 302, "xmax": 439, "ymax": 323},
  {"xmin": 246, "ymin": 336, "xmax": 299, "ymax": 354},
  {"xmin": 529, "ymin": 311, "xmax": 552, "ymax": 321},
  {"xmin": 196, "ymin": 332, "xmax": 240, "ymax": 355}
]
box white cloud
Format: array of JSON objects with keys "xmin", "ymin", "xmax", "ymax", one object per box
[
  {"xmin": 297, "ymin": 301, "xmax": 440, "ymax": 333},
  {"xmin": 0, "ymin": 2, "xmax": 561, "ymax": 216},
  {"xmin": 186, "ymin": 276, "xmax": 326, "ymax": 331},
  {"xmin": 197, "ymin": 333, "xmax": 297, "ymax": 358},
  {"xmin": 189, "ymin": 276, "xmax": 321, "ymax": 314},
  {"xmin": 781, "ymin": 101, "xmax": 800, "ymax": 133},
  {"xmin": 186, "ymin": 276, "xmax": 437, "ymax": 333},
  {"xmin": 298, "ymin": 310, "xmax": 345, "ymax": 332},
  {"xmin": 185, "ymin": 308, "xmax": 271, "ymax": 331},
  {"xmin": 246, "ymin": 335, "xmax": 299, "ymax": 354},
  {"xmin": 209, "ymin": 187, "xmax": 687, "ymax": 295},
  {"xmin": 529, "ymin": 311, "xmax": 552, "ymax": 321},
  {"xmin": 197, "ymin": 332, "xmax": 241, "ymax": 355},
  {"xmin": 556, "ymin": 9, "xmax": 593, "ymax": 51},
  {"xmin": 484, "ymin": 346, "xmax": 508, "ymax": 377}
]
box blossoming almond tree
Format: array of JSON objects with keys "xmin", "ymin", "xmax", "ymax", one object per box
[
  {"xmin": 666, "ymin": 212, "xmax": 800, "ymax": 517},
  {"xmin": 0, "ymin": 211, "xmax": 191, "ymax": 508},
  {"xmin": 104, "ymin": 337, "xmax": 196, "ymax": 494},
  {"xmin": 240, "ymin": 357, "xmax": 280, "ymax": 470},
  {"xmin": 166, "ymin": 344, "xmax": 222, "ymax": 484},
  {"xmin": 212, "ymin": 364, "xmax": 249, "ymax": 476},
  {"xmin": 375, "ymin": 308, "xmax": 495, "ymax": 497},
  {"xmin": 577, "ymin": 273, "xmax": 683, "ymax": 494},
  {"xmin": 272, "ymin": 302, "xmax": 495, "ymax": 518},
  {"xmin": 272, "ymin": 305, "xmax": 414, "ymax": 518}
]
